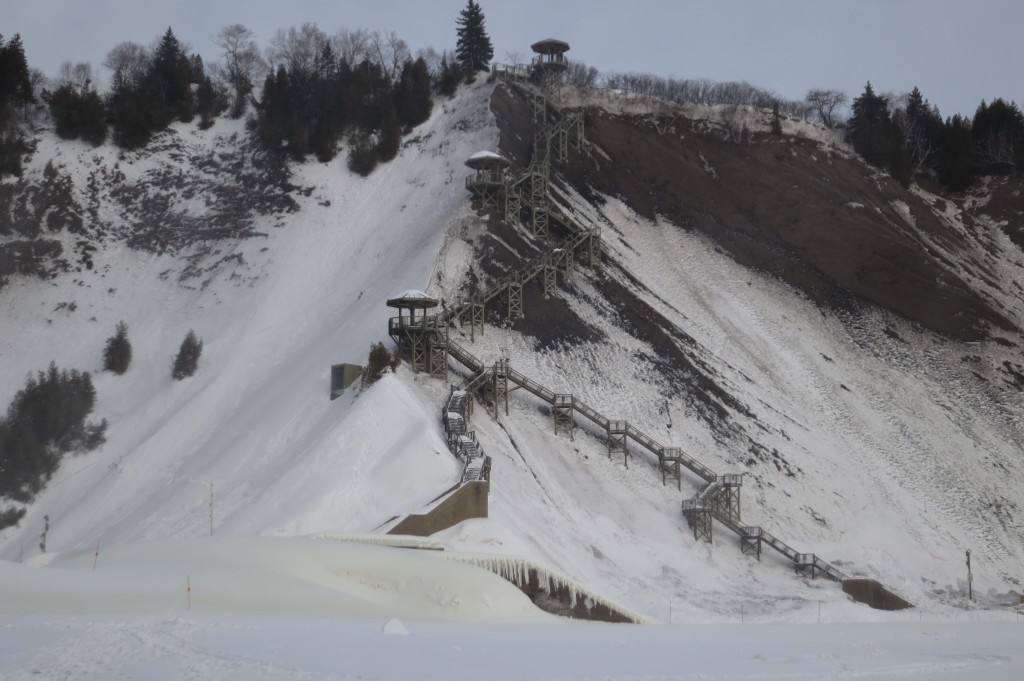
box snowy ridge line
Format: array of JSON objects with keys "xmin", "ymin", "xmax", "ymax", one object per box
[
  {"xmin": 439, "ymin": 552, "xmax": 655, "ymax": 624},
  {"xmin": 308, "ymin": 534, "xmax": 444, "ymax": 551}
]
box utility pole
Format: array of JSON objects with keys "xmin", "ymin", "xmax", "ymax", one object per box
[{"xmin": 966, "ymin": 549, "xmax": 973, "ymax": 602}]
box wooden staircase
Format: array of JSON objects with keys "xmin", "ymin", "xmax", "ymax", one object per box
[{"xmin": 388, "ymin": 71, "xmax": 878, "ymax": 595}]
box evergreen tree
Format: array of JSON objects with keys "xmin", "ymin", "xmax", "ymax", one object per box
[
  {"xmin": 375, "ymin": 101, "xmax": 402, "ymax": 162},
  {"xmin": 395, "ymin": 57, "xmax": 432, "ymax": 128},
  {"xmin": 146, "ymin": 28, "xmax": 195, "ymax": 126},
  {"xmin": 48, "ymin": 83, "xmax": 107, "ymax": 146},
  {"xmin": 107, "ymin": 68, "xmax": 153, "ymax": 149},
  {"xmin": 0, "ymin": 362, "xmax": 106, "ymax": 510},
  {"xmin": 455, "ymin": 1, "xmax": 494, "ymax": 74},
  {"xmin": 887, "ymin": 124, "xmax": 913, "ymax": 186},
  {"xmin": 847, "ymin": 82, "xmax": 892, "ymax": 167},
  {"xmin": 770, "ymin": 102, "xmax": 783, "ymax": 136},
  {"xmin": 437, "ymin": 54, "xmax": 461, "ymax": 97},
  {"xmin": 937, "ymin": 114, "xmax": 977, "ymax": 191},
  {"xmin": 347, "ymin": 129, "xmax": 379, "ymax": 176},
  {"xmin": 102, "ymin": 321, "xmax": 132, "ymax": 375},
  {"xmin": 78, "ymin": 88, "xmax": 108, "ymax": 146},
  {"xmin": 972, "ymin": 98, "xmax": 1024, "ymax": 173},
  {"xmin": 195, "ymin": 76, "xmax": 217, "ymax": 129},
  {"xmin": 364, "ymin": 342, "xmax": 399, "ymax": 385},
  {"xmin": 0, "ymin": 34, "xmax": 34, "ymax": 113},
  {"xmin": 0, "ymin": 34, "xmax": 34, "ymax": 177},
  {"xmin": 902, "ymin": 86, "xmax": 943, "ymax": 175},
  {"xmin": 171, "ymin": 330, "xmax": 203, "ymax": 380}
]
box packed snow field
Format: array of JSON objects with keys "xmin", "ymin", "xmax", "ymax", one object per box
[{"xmin": 2, "ymin": 78, "xmax": 1023, "ymax": 677}]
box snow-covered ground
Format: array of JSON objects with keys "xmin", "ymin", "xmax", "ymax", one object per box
[
  {"xmin": 2, "ymin": 536, "xmax": 1022, "ymax": 679},
  {"xmin": 2, "ymin": 77, "xmax": 1024, "ymax": 677},
  {"xmin": 3, "ymin": 615, "xmax": 1023, "ymax": 680}
]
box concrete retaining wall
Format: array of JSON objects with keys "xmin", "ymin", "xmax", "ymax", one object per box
[
  {"xmin": 842, "ymin": 579, "xmax": 913, "ymax": 610},
  {"xmin": 387, "ymin": 481, "xmax": 489, "ymax": 536}
]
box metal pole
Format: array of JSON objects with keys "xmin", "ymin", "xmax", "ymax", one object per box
[{"xmin": 966, "ymin": 549, "xmax": 973, "ymax": 601}]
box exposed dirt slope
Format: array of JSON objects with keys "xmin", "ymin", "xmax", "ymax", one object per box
[{"xmin": 492, "ymin": 85, "xmax": 1022, "ymax": 341}]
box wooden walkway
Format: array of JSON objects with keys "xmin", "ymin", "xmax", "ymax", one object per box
[
  {"xmin": 445, "ymin": 339, "xmax": 847, "ymax": 583},
  {"xmin": 393, "ymin": 70, "xmax": 851, "ymax": 585}
]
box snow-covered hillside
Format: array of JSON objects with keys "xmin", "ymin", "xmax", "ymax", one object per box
[
  {"xmin": 2, "ymin": 70, "xmax": 1023, "ymax": 664},
  {"xmin": 0, "ymin": 80, "xmax": 496, "ymax": 551}
]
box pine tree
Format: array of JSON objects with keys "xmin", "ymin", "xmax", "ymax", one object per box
[
  {"xmin": 455, "ymin": 1, "xmax": 494, "ymax": 74},
  {"xmin": 0, "ymin": 34, "xmax": 34, "ymax": 112},
  {"xmin": 938, "ymin": 114, "xmax": 977, "ymax": 191},
  {"xmin": 395, "ymin": 58, "xmax": 433, "ymax": 128},
  {"xmin": 770, "ymin": 102, "xmax": 783, "ymax": 136},
  {"xmin": 107, "ymin": 68, "xmax": 152, "ymax": 149},
  {"xmin": 48, "ymin": 83, "xmax": 107, "ymax": 146},
  {"xmin": 103, "ymin": 321, "xmax": 132, "ymax": 375},
  {"xmin": 79, "ymin": 88, "xmax": 108, "ymax": 146},
  {"xmin": 902, "ymin": 86, "xmax": 942, "ymax": 176},
  {"xmin": 0, "ymin": 362, "xmax": 106, "ymax": 510},
  {"xmin": 972, "ymin": 98, "xmax": 1024, "ymax": 173},
  {"xmin": 375, "ymin": 101, "xmax": 402, "ymax": 162},
  {"xmin": 147, "ymin": 28, "xmax": 195, "ymax": 127},
  {"xmin": 0, "ymin": 34, "xmax": 34, "ymax": 177},
  {"xmin": 196, "ymin": 76, "xmax": 217, "ymax": 130},
  {"xmin": 847, "ymin": 82, "xmax": 892, "ymax": 167},
  {"xmin": 171, "ymin": 330, "xmax": 203, "ymax": 380},
  {"xmin": 437, "ymin": 54, "xmax": 461, "ymax": 97}
]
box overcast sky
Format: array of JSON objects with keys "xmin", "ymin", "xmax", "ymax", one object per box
[{"xmin": 6, "ymin": 0, "xmax": 1023, "ymax": 118}]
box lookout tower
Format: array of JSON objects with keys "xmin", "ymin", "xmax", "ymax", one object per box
[
  {"xmin": 531, "ymin": 39, "xmax": 570, "ymax": 76},
  {"xmin": 386, "ymin": 290, "xmax": 447, "ymax": 379},
  {"xmin": 464, "ymin": 151, "xmax": 511, "ymax": 210}
]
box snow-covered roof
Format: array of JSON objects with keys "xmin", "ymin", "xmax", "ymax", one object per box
[
  {"xmin": 386, "ymin": 289, "xmax": 439, "ymax": 308},
  {"xmin": 465, "ymin": 151, "xmax": 511, "ymax": 169},
  {"xmin": 531, "ymin": 38, "xmax": 570, "ymax": 55}
]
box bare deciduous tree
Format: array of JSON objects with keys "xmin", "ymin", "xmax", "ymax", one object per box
[
  {"xmin": 214, "ymin": 24, "xmax": 263, "ymax": 87},
  {"xmin": 266, "ymin": 22, "xmax": 327, "ymax": 76},
  {"xmin": 333, "ymin": 28, "xmax": 371, "ymax": 65},
  {"xmin": 415, "ymin": 47, "xmax": 442, "ymax": 77},
  {"xmin": 72, "ymin": 62, "xmax": 94, "ymax": 90},
  {"xmin": 104, "ymin": 42, "xmax": 149, "ymax": 88},
  {"xmin": 565, "ymin": 60, "xmax": 599, "ymax": 89},
  {"xmin": 57, "ymin": 61, "xmax": 95, "ymax": 91},
  {"xmin": 503, "ymin": 49, "xmax": 525, "ymax": 66},
  {"xmin": 369, "ymin": 29, "xmax": 409, "ymax": 80},
  {"xmin": 805, "ymin": 88, "xmax": 848, "ymax": 129}
]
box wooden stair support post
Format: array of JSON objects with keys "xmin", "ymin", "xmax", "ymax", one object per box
[
  {"xmin": 607, "ymin": 420, "xmax": 629, "ymax": 467},
  {"xmin": 492, "ymin": 360, "xmax": 510, "ymax": 420},
  {"xmin": 563, "ymin": 246, "xmax": 575, "ymax": 281},
  {"xmin": 681, "ymin": 499, "xmax": 712, "ymax": 543},
  {"xmin": 553, "ymin": 394, "xmax": 574, "ymax": 439},
  {"xmin": 543, "ymin": 259, "xmax": 558, "ymax": 299},
  {"xmin": 740, "ymin": 526, "xmax": 763, "ymax": 561},
  {"xmin": 530, "ymin": 90, "xmax": 546, "ymax": 122},
  {"xmin": 503, "ymin": 275, "xmax": 523, "ymax": 321},
  {"xmin": 504, "ymin": 182, "xmax": 522, "ymax": 224},
  {"xmin": 659, "ymin": 447, "xmax": 682, "ymax": 490},
  {"xmin": 428, "ymin": 319, "xmax": 449, "ymax": 382},
  {"xmin": 712, "ymin": 474, "xmax": 743, "ymax": 524}
]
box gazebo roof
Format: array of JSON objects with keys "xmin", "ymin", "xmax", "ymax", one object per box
[
  {"xmin": 531, "ymin": 39, "xmax": 570, "ymax": 55},
  {"xmin": 465, "ymin": 150, "xmax": 511, "ymax": 170},
  {"xmin": 386, "ymin": 289, "xmax": 439, "ymax": 309}
]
